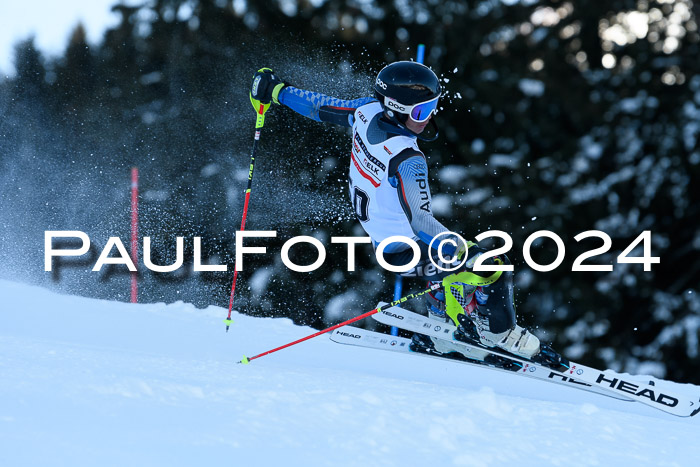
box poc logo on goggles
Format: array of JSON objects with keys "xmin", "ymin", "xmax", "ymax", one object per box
[{"xmin": 385, "ymin": 99, "xmax": 406, "ymax": 112}]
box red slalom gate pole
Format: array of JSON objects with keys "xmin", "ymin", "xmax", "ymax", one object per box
[
  {"xmin": 238, "ymin": 283, "xmax": 441, "ymax": 364},
  {"xmin": 130, "ymin": 167, "xmax": 139, "ymax": 303},
  {"xmin": 225, "ymin": 97, "xmax": 271, "ymax": 331}
]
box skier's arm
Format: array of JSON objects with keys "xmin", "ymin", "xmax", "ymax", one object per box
[
  {"xmin": 391, "ymin": 152, "xmax": 458, "ymax": 251},
  {"xmin": 250, "ymin": 68, "xmax": 373, "ymax": 127},
  {"xmin": 278, "ymin": 86, "xmax": 375, "ymax": 127}
]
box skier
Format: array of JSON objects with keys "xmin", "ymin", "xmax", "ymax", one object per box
[{"xmin": 250, "ymin": 62, "xmax": 542, "ymax": 362}]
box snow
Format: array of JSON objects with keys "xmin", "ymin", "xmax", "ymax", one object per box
[
  {"xmin": 437, "ymin": 164, "xmax": 469, "ymax": 185},
  {"xmin": 568, "ymin": 166, "xmax": 637, "ymax": 204},
  {"xmin": 323, "ymin": 289, "xmax": 361, "ymax": 322},
  {"xmin": 489, "ymin": 153, "xmax": 522, "ymax": 169},
  {"xmin": 248, "ymin": 266, "xmax": 274, "ymax": 296},
  {"xmin": 458, "ymin": 187, "xmax": 493, "ymax": 206},
  {"xmin": 1, "ymin": 280, "xmax": 700, "ymax": 466},
  {"xmin": 431, "ymin": 194, "xmax": 452, "ymax": 216},
  {"xmin": 619, "ymin": 96, "xmax": 644, "ymax": 114},
  {"xmin": 518, "ymin": 78, "xmax": 545, "ymax": 97}
]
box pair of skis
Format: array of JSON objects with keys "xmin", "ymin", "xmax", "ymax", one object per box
[{"xmin": 330, "ymin": 305, "xmax": 700, "ymax": 418}]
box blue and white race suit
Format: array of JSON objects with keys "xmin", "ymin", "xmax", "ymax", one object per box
[
  {"xmin": 278, "ymin": 86, "xmax": 460, "ymax": 279},
  {"xmin": 277, "ymin": 85, "xmax": 517, "ymax": 332}
]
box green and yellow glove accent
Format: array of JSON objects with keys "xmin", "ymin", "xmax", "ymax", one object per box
[
  {"xmin": 271, "ymin": 83, "xmax": 285, "ymax": 105},
  {"xmin": 455, "ymin": 240, "xmax": 476, "ymax": 262}
]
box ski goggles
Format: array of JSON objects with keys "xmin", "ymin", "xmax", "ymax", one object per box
[{"xmin": 384, "ymin": 96, "xmax": 439, "ymax": 123}]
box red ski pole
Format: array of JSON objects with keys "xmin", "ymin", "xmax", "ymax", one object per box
[
  {"xmin": 130, "ymin": 167, "xmax": 139, "ymax": 303},
  {"xmin": 225, "ymin": 93, "xmax": 271, "ymax": 331},
  {"xmin": 238, "ymin": 282, "xmax": 441, "ymax": 364}
]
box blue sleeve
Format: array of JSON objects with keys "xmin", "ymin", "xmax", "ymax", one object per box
[{"xmin": 279, "ymin": 86, "xmax": 376, "ymax": 127}]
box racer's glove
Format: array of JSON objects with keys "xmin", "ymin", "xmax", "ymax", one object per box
[
  {"xmin": 250, "ymin": 68, "xmax": 287, "ymax": 105},
  {"xmin": 436, "ymin": 236, "xmax": 475, "ymax": 266}
]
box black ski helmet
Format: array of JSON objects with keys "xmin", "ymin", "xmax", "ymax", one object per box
[{"xmin": 374, "ymin": 61, "xmax": 442, "ymax": 139}]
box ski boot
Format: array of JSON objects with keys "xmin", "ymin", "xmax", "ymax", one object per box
[
  {"xmin": 410, "ymin": 281, "xmax": 520, "ymax": 370},
  {"xmin": 454, "ymin": 318, "xmax": 569, "ymax": 371},
  {"xmin": 442, "ymin": 271, "xmax": 569, "ymax": 371},
  {"xmin": 454, "ymin": 312, "xmax": 540, "ymax": 359}
]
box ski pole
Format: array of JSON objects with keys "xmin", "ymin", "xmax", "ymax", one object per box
[
  {"xmin": 390, "ymin": 275, "xmax": 403, "ymax": 336},
  {"xmin": 225, "ymin": 91, "xmax": 271, "ymax": 332},
  {"xmin": 238, "ymin": 282, "xmax": 442, "ymax": 364},
  {"xmin": 130, "ymin": 167, "xmax": 139, "ymax": 303},
  {"xmin": 389, "ymin": 43, "xmax": 427, "ymax": 336}
]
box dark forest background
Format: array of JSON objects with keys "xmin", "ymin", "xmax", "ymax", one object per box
[{"xmin": 1, "ymin": 0, "xmax": 698, "ymax": 383}]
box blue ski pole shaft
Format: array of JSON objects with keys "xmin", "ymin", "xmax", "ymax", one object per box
[
  {"xmin": 416, "ymin": 44, "xmax": 425, "ymax": 64},
  {"xmin": 390, "ymin": 275, "xmax": 403, "ymax": 336},
  {"xmin": 390, "ymin": 43, "xmax": 427, "ymax": 336}
]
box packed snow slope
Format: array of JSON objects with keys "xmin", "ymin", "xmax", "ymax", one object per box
[{"xmin": 1, "ymin": 280, "xmax": 699, "ymax": 467}]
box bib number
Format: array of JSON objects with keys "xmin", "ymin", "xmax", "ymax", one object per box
[{"xmin": 352, "ymin": 187, "xmax": 370, "ymax": 222}]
